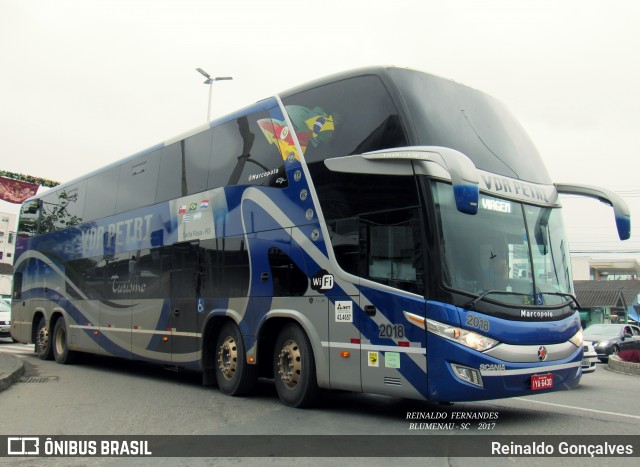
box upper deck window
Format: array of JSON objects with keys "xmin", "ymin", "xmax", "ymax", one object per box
[
  {"xmin": 209, "ymin": 109, "xmax": 288, "ymax": 189},
  {"xmin": 388, "ymin": 68, "xmax": 550, "ymax": 185},
  {"xmin": 282, "ymin": 75, "xmax": 406, "ymax": 163}
]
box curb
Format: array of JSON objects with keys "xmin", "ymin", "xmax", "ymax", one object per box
[
  {"xmin": 0, "ymin": 354, "xmax": 25, "ymax": 392},
  {"xmin": 606, "ymin": 355, "xmax": 640, "ymax": 376}
]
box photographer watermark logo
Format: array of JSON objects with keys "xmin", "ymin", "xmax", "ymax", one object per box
[{"xmin": 8, "ymin": 437, "xmax": 40, "ymax": 455}]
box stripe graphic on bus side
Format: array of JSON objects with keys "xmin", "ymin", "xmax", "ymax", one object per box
[
  {"xmin": 70, "ymin": 324, "xmax": 201, "ymax": 338},
  {"xmin": 322, "ymin": 341, "xmax": 426, "ymax": 355}
]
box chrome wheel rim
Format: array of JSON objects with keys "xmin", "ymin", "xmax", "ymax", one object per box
[
  {"xmin": 37, "ymin": 324, "xmax": 49, "ymax": 353},
  {"xmin": 217, "ymin": 336, "xmax": 238, "ymax": 380},
  {"xmin": 277, "ymin": 339, "xmax": 301, "ymax": 389}
]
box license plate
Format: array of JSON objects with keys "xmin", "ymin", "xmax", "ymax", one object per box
[
  {"xmin": 581, "ymin": 359, "xmax": 589, "ymax": 366},
  {"xmin": 531, "ymin": 373, "xmax": 553, "ymax": 391}
]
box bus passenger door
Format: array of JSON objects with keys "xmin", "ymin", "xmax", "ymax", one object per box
[
  {"xmin": 169, "ymin": 242, "xmax": 200, "ymax": 368},
  {"xmin": 358, "ymin": 210, "xmax": 428, "ymax": 399}
]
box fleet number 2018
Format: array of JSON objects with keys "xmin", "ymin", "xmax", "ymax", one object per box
[{"xmin": 379, "ymin": 324, "xmax": 405, "ymax": 339}]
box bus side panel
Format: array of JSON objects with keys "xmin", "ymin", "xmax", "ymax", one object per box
[
  {"xmin": 327, "ymin": 293, "xmax": 361, "ymax": 392},
  {"xmin": 68, "ymin": 299, "xmax": 103, "ymax": 355},
  {"xmin": 98, "ymin": 299, "xmax": 132, "ymax": 359},
  {"xmin": 131, "ymin": 299, "xmax": 173, "ymax": 363},
  {"xmin": 359, "ymin": 286, "xmax": 428, "ymax": 400}
]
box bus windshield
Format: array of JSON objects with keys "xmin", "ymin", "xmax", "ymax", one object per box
[{"xmin": 432, "ymin": 181, "xmax": 573, "ymax": 307}]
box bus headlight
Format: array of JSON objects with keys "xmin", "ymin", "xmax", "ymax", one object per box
[
  {"xmin": 426, "ymin": 319, "xmax": 499, "ymax": 352},
  {"xmin": 569, "ymin": 328, "xmax": 583, "ymax": 348}
]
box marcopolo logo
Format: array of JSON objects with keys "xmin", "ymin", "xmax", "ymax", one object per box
[{"xmin": 310, "ymin": 269, "xmax": 334, "ymax": 292}]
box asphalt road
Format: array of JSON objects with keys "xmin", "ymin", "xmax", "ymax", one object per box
[{"xmin": 1, "ymin": 339, "xmax": 639, "ymax": 466}]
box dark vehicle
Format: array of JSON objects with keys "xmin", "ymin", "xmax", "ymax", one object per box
[{"xmin": 584, "ymin": 324, "xmax": 640, "ymax": 362}]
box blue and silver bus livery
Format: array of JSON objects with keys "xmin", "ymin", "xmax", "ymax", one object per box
[{"xmin": 12, "ymin": 67, "xmax": 630, "ymax": 407}]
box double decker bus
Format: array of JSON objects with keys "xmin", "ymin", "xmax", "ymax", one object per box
[{"xmin": 11, "ymin": 67, "xmax": 630, "ymax": 407}]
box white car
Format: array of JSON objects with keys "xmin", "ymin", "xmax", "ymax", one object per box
[
  {"xmin": 581, "ymin": 340, "xmax": 598, "ymax": 373},
  {"xmin": 0, "ymin": 300, "xmax": 11, "ymax": 339}
]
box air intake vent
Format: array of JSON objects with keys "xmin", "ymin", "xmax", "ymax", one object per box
[{"xmin": 384, "ymin": 377, "xmax": 402, "ymax": 386}]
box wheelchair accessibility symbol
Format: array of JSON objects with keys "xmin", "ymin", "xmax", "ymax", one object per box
[{"xmin": 197, "ymin": 299, "xmax": 205, "ymax": 313}]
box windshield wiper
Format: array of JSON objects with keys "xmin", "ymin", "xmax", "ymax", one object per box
[
  {"xmin": 464, "ymin": 290, "xmax": 528, "ymax": 309},
  {"xmin": 539, "ymin": 292, "xmax": 581, "ymax": 310}
]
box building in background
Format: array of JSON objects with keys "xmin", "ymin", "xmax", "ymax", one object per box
[
  {"xmin": 0, "ymin": 212, "xmax": 16, "ymax": 298},
  {"xmin": 572, "ymin": 256, "xmax": 640, "ymax": 281},
  {"xmin": 574, "ymin": 279, "xmax": 640, "ymax": 329}
]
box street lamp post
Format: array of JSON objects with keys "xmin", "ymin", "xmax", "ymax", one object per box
[{"xmin": 196, "ymin": 68, "xmax": 233, "ymax": 122}]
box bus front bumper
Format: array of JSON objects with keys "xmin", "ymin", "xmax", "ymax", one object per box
[{"xmin": 427, "ymin": 341, "xmax": 582, "ymax": 402}]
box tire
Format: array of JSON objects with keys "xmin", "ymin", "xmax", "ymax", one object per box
[
  {"xmin": 611, "ymin": 345, "xmax": 620, "ymax": 357},
  {"xmin": 35, "ymin": 316, "xmax": 53, "ymax": 360},
  {"xmin": 214, "ymin": 322, "xmax": 257, "ymax": 396},
  {"xmin": 273, "ymin": 323, "xmax": 319, "ymax": 408},
  {"xmin": 52, "ymin": 317, "xmax": 78, "ymax": 364}
]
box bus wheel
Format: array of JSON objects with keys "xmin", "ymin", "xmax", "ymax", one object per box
[
  {"xmin": 35, "ymin": 316, "xmax": 53, "ymax": 360},
  {"xmin": 53, "ymin": 317, "xmax": 77, "ymax": 364},
  {"xmin": 273, "ymin": 323, "xmax": 319, "ymax": 408},
  {"xmin": 215, "ymin": 322, "xmax": 257, "ymax": 396}
]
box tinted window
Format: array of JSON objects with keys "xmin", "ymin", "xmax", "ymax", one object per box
[
  {"xmin": 200, "ymin": 237, "xmax": 249, "ymax": 298},
  {"xmin": 65, "ymin": 256, "xmax": 103, "ymax": 299},
  {"xmin": 208, "ymin": 119, "xmax": 243, "ymax": 189},
  {"xmin": 84, "ymin": 167, "xmax": 119, "ymax": 221},
  {"xmin": 184, "ymin": 129, "xmax": 214, "ymax": 195},
  {"xmin": 156, "ymin": 145, "xmax": 182, "ymax": 203},
  {"xmin": 388, "ymin": 68, "xmax": 550, "ymax": 184},
  {"xmin": 171, "ymin": 242, "xmax": 199, "ymax": 299},
  {"xmin": 130, "ymin": 248, "xmax": 165, "ymax": 299},
  {"xmin": 360, "ymin": 209, "xmax": 424, "ymax": 294},
  {"xmin": 282, "ymin": 75, "xmax": 407, "ymax": 163},
  {"xmin": 269, "ymin": 247, "xmax": 308, "ymax": 297},
  {"xmin": 18, "ymin": 200, "xmax": 40, "ymax": 238},
  {"xmin": 312, "ymin": 168, "xmax": 421, "ymax": 222},
  {"xmin": 210, "ymin": 111, "xmax": 288, "ymax": 189},
  {"xmin": 38, "ymin": 183, "xmax": 87, "ymax": 233},
  {"xmin": 318, "ymin": 170, "xmax": 423, "ymax": 294},
  {"xmin": 116, "ymin": 154, "xmax": 160, "ymax": 213}
]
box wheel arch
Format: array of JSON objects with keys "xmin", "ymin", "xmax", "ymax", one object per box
[
  {"xmin": 31, "ymin": 310, "xmax": 46, "ymax": 344},
  {"xmin": 201, "ymin": 312, "xmax": 240, "ymax": 386},
  {"xmin": 256, "ymin": 310, "xmax": 329, "ymax": 388}
]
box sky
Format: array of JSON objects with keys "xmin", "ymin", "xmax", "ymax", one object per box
[{"xmin": 1, "ymin": 0, "xmax": 639, "ymax": 257}]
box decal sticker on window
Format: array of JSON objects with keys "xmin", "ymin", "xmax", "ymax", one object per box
[
  {"xmin": 286, "ymin": 106, "xmax": 336, "ymax": 155},
  {"xmin": 258, "ymin": 106, "xmax": 336, "ymax": 161},
  {"xmin": 171, "ymin": 188, "xmax": 227, "ymax": 243}
]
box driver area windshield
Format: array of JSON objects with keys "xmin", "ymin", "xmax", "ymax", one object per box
[{"xmin": 432, "ymin": 181, "xmax": 573, "ymax": 307}]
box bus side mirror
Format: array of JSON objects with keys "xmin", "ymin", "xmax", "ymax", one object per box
[
  {"xmin": 555, "ymin": 183, "xmax": 631, "ymax": 241},
  {"xmin": 325, "ymin": 146, "xmax": 479, "ymax": 215},
  {"xmin": 358, "ymin": 146, "xmax": 479, "ymax": 215}
]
